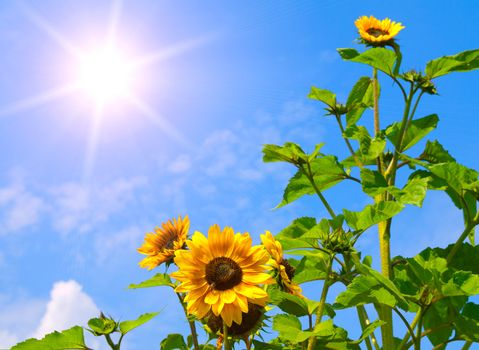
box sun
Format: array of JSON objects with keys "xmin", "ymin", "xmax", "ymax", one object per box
[{"xmin": 76, "ymin": 47, "xmax": 134, "ymax": 105}]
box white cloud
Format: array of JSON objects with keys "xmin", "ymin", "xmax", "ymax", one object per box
[
  {"xmin": 167, "ymin": 154, "xmax": 192, "ymax": 173},
  {"xmin": 0, "ymin": 183, "xmax": 44, "ymax": 235},
  {"xmin": 0, "ymin": 329, "xmax": 18, "ymax": 349},
  {"xmin": 49, "ymin": 177, "xmax": 147, "ymax": 235},
  {"xmin": 34, "ymin": 280, "xmax": 99, "ymax": 338}
]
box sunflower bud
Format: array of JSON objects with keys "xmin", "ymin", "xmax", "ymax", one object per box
[
  {"xmin": 321, "ymin": 229, "xmax": 352, "ymax": 253},
  {"xmin": 401, "ymin": 70, "xmax": 437, "ymax": 95}
]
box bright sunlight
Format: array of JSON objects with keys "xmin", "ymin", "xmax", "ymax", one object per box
[{"xmin": 76, "ymin": 47, "xmax": 134, "ymax": 104}]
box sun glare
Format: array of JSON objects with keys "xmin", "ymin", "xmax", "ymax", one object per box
[{"xmin": 77, "ymin": 48, "xmax": 134, "ymax": 104}]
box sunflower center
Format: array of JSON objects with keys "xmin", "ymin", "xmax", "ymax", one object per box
[
  {"xmin": 205, "ymin": 257, "xmax": 243, "ymax": 291},
  {"xmin": 164, "ymin": 237, "xmax": 176, "ymax": 250},
  {"xmin": 366, "ymin": 28, "xmax": 389, "ymax": 37},
  {"xmin": 281, "ymin": 258, "xmax": 296, "ymax": 281}
]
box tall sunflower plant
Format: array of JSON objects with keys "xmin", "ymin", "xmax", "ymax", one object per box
[{"xmin": 11, "ymin": 15, "xmax": 479, "ymax": 350}]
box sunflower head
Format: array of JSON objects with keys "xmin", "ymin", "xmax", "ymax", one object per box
[
  {"xmin": 260, "ymin": 231, "xmax": 303, "ymax": 297},
  {"xmin": 171, "ymin": 225, "xmax": 272, "ymax": 327},
  {"xmin": 137, "ymin": 215, "xmax": 189, "ymax": 270},
  {"xmin": 355, "ymin": 15, "xmax": 404, "ymax": 46},
  {"xmin": 206, "ymin": 303, "xmax": 266, "ymax": 338}
]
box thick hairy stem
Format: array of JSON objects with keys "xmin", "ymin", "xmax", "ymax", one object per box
[
  {"xmin": 372, "ymin": 67, "xmax": 394, "ymax": 350},
  {"xmin": 307, "ymin": 256, "xmax": 333, "ymax": 350}
]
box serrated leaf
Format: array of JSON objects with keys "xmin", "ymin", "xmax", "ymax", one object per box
[
  {"xmin": 119, "ymin": 312, "xmax": 160, "ymax": 335},
  {"xmin": 128, "ymin": 273, "xmax": 173, "ymax": 289},
  {"xmin": 426, "ymin": 49, "xmax": 479, "ymax": 78},
  {"xmin": 420, "ymin": 140, "xmax": 455, "ymax": 164},
  {"xmin": 386, "ymin": 114, "xmax": 439, "ymax": 152},
  {"xmin": 345, "ymin": 76, "xmax": 374, "ymax": 127},
  {"xmin": 308, "ymin": 86, "xmax": 337, "ymax": 108},
  {"xmin": 160, "ymin": 334, "xmax": 188, "ymax": 350},
  {"xmin": 455, "ymin": 302, "xmax": 479, "ymax": 342},
  {"xmin": 337, "ymin": 48, "xmax": 397, "ymax": 76},
  {"xmin": 277, "ymin": 156, "xmax": 347, "ymax": 208},
  {"xmin": 343, "ymin": 201, "xmax": 404, "ymax": 231},
  {"xmin": 11, "ymin": 326, "xmax": 87, "ymax": 350}
]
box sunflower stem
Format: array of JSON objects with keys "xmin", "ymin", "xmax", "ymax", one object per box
[
  {"xmin": 372, "ymin": 67, "xmax": 394, "ymax": 350},
  {"xmin": 307, "ymin": 255, "xmax": 333, "ymax": 350},
  {"xmin": 175, "ymin": 292, "xmax": 200, "ymax": 350},
  {"xmin": 223, "ymin": 323, "xmax": 232, "ymax": 350}
]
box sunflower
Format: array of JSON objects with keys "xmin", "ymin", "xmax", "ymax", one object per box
[
  {"xmin": 260, "ymin": 231, "xmax": 303, "ymax": 297},
  {"xmin": 171, "ymin": 225, "xmax": 272, "ymax": 327},
  {"xmin": 137, "ymin": 215, "xmax": 189, "ymax": 270},
  {"xmin": 355, "ymin": 15, "xmax": 404, "ymax": 45}
]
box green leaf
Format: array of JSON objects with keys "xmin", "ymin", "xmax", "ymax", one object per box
[
  {"xmin": 343, "ymin": 125, "xmax": 385, "ymax": 160},
  {"xmin": 343, "ymin": 201, "xmax": 404, "ymax": 231},
  {"xmin": 420, "ymin": 140, "xmax": 455, "ymax": 164},
  {"xmin": 289, "ymin": 255, "xmax": 329, "ymax": 284},
  {"xmin": 263, "ymin": 142, "xmax": 309, "ymax": 164},
  {"xmin": 308, "ymin": 86, "xmax": 337, "ymax": 108},
  {"xmin": 276, "ymin": 217, "xmax": 318, "ymax": 250},
  {"xmin": 11, "ymin": 326, "xmax": 87, "ymax": 350},
  {"xmin": 428, "ymin": 162, "xmax": 478, "ymax": 195},
  {"xmin": 386, "ymin": 114, "xmax": 439, "ymax": 151},
  {"xmin": 345, "ymin": 76, "xmax": 374, "ymax": 127},
  {"xmin": 160, "ymin": 334, "xmax": 188, "ymax": 350},
  {"xmin": 426, "ymin": 48, "xmax": 479, "ymax": 78},
  {"xmin": 87, "ymin": 316, "xmax": 117, "ymax": 335},
  {"xmin": 277, "ymin": 156, "xmax": 347, "ymax": 208},
  {"xmin": 337, "ymin": 48, "xmax": 397, "ymax": 76},
  {"xmin": 119, "ymin": 312, "xmax": 160, "ymax": 335},
  {"xmin": 350, "ymin": 320, "xmax": 385, "ymax": 345},
  {"xmin": 128, "ymin": 273, "xmax": 173, "ymax": 289},
  {"xmin": 455, "ymin": 302, "xmax": 479, "ymax": 342},
  {"xmin": 273, "ymin": 314, "xmax": 311, "ymax": 343},
  {"xmin": 334, "ymin": 274, "xmax": 399, "ymax": 309},
  {"xmin": 268, "ymin": 287, "xmax": 309, "ymax": 317}
]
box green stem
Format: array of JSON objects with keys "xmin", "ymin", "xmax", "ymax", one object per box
[
  {"xmin": 175, "ymin": 292, "xmax": 200, "ymax": 350},
  {"xmin": 356, "ymin": 306, "xmax": 377, "ymax": 350},
  {"xmin": 307, "ymin": 256, "xmax": 333, "ymax": 350},
  {"xmin": 392, "ymin": 307, "xmax": 416, "ymax": 347},
  {"xmin": 372, "ymin": 68, "xmax": 384, "ymax": 174},
  {"xmin": 404, "ymin": 323, "xmax": 452, "ymax": 349},
  {"xmin": 335, "ymin": 114, "xmax": 363, "ymax": 168},
  {"xmin": 223, "ymin": 322, "xmax": 232, "ymax": 350},
  {"xmin": 447, "ymin": 212, "xmax": 479, "ymax": 263},
  {"xmin": 398, "ymin": 312, "xmax": 421, "ymax": 349},
  {"xmin": 105, "ymin": 334, "xmax": 118, "ymax": 350},
  {"xmin": 415, "ymin": 307, "xmax": 424, "ymax": 350},
  {"xmin": 462, "ymin": 341, "xmax": 472, "ymax": 350},
  {"xmin": 385, "ymin": 82, "xmax": 414, "ymax": 181},
  {"xmin": 302, "ymin": 163, "xmax": 336, "ymax": 218}
]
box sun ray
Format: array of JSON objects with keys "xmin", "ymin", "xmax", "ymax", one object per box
[
  {"xmin": 82, "ymin": 103, "xmax": 105, "ymax": 181},
  {"xmin": 126, "ymin": 94, "xmax": 193, "ymax": 149},
  {"xmin": 18, "ymin": 2, "xmax": 82, "ymax": 58},
  {"xmin": 0, "ymin": 83, "xmax": 79, "ymax": 117},
  {"xmin": 132, "ymin": 34, "xmax": 219, "ymax": 69},
  {"xmin": 106, "ymin": 0, "xmax": 123, "ymax": 46}
]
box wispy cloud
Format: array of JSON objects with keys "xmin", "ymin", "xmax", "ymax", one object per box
[
  {"xmin": 0, "ymin": 182, "xmax": 44, "ymax": 235},
  {"xmin": 48, "ymin": 176, "xmax": 147, "ymax": 235}
]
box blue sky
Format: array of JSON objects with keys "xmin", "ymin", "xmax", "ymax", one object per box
[{"xmin": 0, "ymin": 1, "xmax": 478, "ymax": 348}]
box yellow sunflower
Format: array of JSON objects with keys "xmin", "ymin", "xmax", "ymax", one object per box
[
  {"xmin": 355, "ymin": 15, "xmax": 404, "ymax": 45},
  {"xmin": 260, "ymin": 231, "xmax": 303, "ymax": 297},
  {"xmin": 137, "ymin": 215, "xmax": 189, "ymax": 270},
  {"xmin": 171, "ymin": 225, "xmax": 272, "ymax": 327}
]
